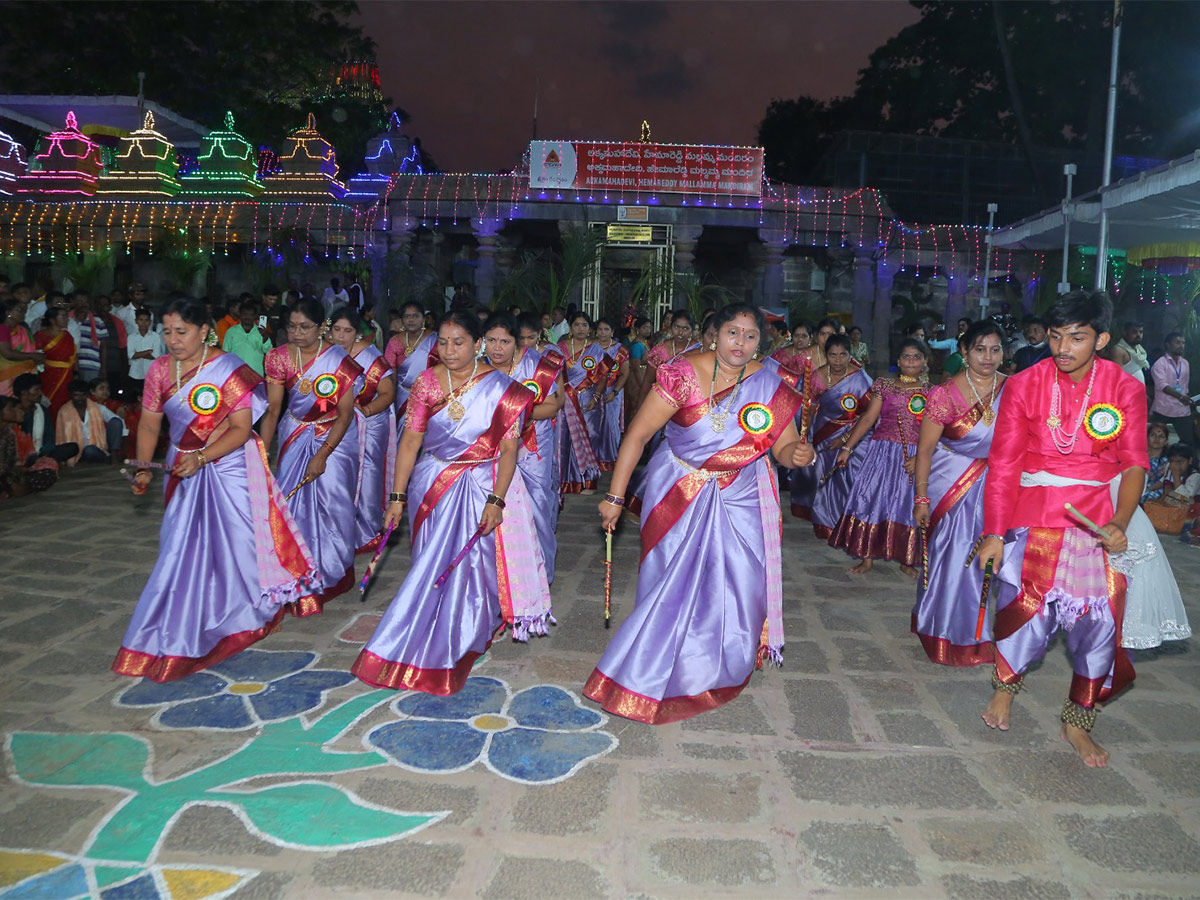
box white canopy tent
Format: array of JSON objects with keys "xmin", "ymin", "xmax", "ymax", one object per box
[{"xmin": 990, "ymin": 150, "xmax": 1200, "ymax": 252}]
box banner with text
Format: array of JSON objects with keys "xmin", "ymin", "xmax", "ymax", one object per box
[{"xmin": 529, "ymin": 141, "xmax": 763, "ymax": 197}]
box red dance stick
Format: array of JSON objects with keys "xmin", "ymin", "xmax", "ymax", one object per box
[
  {"xmin": 604, "ymin": 530, "xmax": 613, "ymax": 629},
  {"xmin": 975, "ymin": 560, "xmax": 994, "ymax": 641},
  {"xmin": 433, "ymin": 531, "xmax": 482, "ymax": 589},
  {"xmin": 358, "ymin": 520, "xmax": 397, "ymax": 595}
]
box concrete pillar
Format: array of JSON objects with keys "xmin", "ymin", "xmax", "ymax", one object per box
[
  {"xmin": 757, "ymin": 227, "xmax": 787, "ymax": 307},
  {"xmin": 852, "ymin": 251, "xmax": 876, "ymax": 364},
  {"xmin": 473, "ymin": 217, "xmax": 502, "ymax": 308},
  {"xmin": 671, "ymin": 223, "xmax": 703, "ymax": 309},
  {"xmin": 557, "ymin": 219, "xmax": 586, "ymax": 313},
  {"xmin": 944, "ymin": 256, "xmax": 969, "ymax": 326},
  {"xmin": 872, "ymin": 255, "xmax": 896, "ymax": 372}
]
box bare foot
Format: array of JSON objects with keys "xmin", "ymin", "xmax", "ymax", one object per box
[
  {"xmin": 899, "ymin": 565, "xmax": 918, "ymax": 580},
  {"xmin": 981, "ymin": 689, "xmax": 1014, "ymax": 730},
  {"xmin": 1061, "ymin": 724, "xmax": 1110, "ymax": 767},
  {"xmin": 849, "ymin": 558, "xmax": 872, "ymax": 575}
]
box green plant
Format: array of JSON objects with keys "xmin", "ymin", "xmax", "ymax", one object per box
[
  {"xmin": 546, "ymin": 225, "xmax": 603, "ymax": 313},
  {"xmin": 156, "ymin": 228, "xmax": 211, "ymax": 292},
  {"xmin": 64, "ymin": 248, "xmax": 113, "ymax": 293}
]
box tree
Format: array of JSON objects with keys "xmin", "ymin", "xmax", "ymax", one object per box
[
  {"xmin": 759, "ymin": 1, "xmax": 1200, "ymax": 184},
  {"xmin": 0, "ymin": 1, "xmax": 404, "ymax": 174}
]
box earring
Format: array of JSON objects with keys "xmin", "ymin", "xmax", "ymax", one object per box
[
  {"xmin": 752, "ymin": 350, "xmax": 759, "ymax": 359},
  {"xmin": 709, "ymin": 341, "xmax": 717, "ymax": 351},
  {"xmin": 205, "ymin": 329, "xmax": 218, "ymax": 347}
]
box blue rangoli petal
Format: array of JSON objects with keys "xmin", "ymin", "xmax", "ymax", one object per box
[
  {"xmin": 394, "ymin": 676, "xmax": 506, "ymax": 720},
  {"xmin": 157, "ymin": 693, "xmax": 254, "ymax": 730},
  {"xmin": 247, "ymin": 669, "xmax": 354, "ymax": 721},
  {"xmin": 507, "ymin": 685, "xmax": 604, "ymax": 731},
  {"xmin": 487, "ymin": 727, "xmax": 615, "ymax": 783},
  {"xmin": 368, "ymin": 719, "xmax": 486, "ymax": 771},
  {"xmin": 208, "ymin": 649, "xmax": 313, "ymax": 683},
  {"xmin": 116, "ymin": 673, "xmax": 225, "ymax": 707}
]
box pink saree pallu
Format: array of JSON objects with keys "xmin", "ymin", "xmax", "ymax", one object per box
[
  {"xmin": 353, "ymin": 369, "xmax": 552, "ymax": 695},
  {"xmin": 266, "ymin": 343, "xmax": 364, "ymax": 612},
  {"xmin": 352, "ymin": 344, "xmax": 397, "ymax": 554},
  {"xmin": 113, "ymin": 353, "xmax": 320, "ymax": 682},
  {"xmin": 584, "ymin": 361, "xmax": 802, "ymax": 724}
]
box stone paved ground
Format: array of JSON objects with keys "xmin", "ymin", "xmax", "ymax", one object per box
[{"xmin": 2, "ymin": 466, "xmax": 1199, "ymax": 899}]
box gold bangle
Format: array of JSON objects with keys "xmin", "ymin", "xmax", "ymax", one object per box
[{"xmin": 196, "ymin": 450, "xmax": 207, "ymax": 466}]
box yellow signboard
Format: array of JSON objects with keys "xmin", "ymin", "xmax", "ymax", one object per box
[{"xmin": 606, "ymin": 224, "xmax": 653, "ymax": 243}]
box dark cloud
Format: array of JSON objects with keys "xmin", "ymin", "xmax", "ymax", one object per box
[
  {"xmin": 590, "ymin": 0, "xmax": 671, "ymax": 32},
  {"xmin": 634, "ymin": 59, "xmax": 696, "ymax": 100}
]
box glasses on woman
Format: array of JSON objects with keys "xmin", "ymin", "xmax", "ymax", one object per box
[{"xmin": 286, "ymin": 322, "xmax": 317, "ymax": 333}]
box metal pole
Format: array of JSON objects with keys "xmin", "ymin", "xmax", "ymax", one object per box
[
  {"xmin": 1094, "ymin": 0, "xmax": 1123, "ymax": 290},
  {"xmin": 1059, "ymin": 163, "xmax": 1077, "ymax": 294},
  {"xmin": 981, "ymin": 202, "xmax": 998, "ymax": 317}
]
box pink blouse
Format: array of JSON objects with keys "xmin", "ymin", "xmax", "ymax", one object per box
[
  {"xmin": 141, "ymin": 353, "xmax": 254, "ymax": 415},
  {"xmin": 652, "ymin": 360, "xmax": 704, "ymax": 409},
  {"xmin": 403, "ymin": 368, "xmax": 521, "ymax": 440},
  {"xmin": 869, "ymin": 378, "xmax": 930, "ymax": 444}
]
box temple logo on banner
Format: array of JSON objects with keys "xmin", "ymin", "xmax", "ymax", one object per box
[{"xmin": 529, "ymin": 140, "xmax": 764, "ymax": 197}]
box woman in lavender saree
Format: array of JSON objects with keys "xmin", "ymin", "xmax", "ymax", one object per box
[
  {"xmin": 485, "ymin": 313, "xmax": 565, "ymax": 584},
  {"xmin": 259, "ymin": 298, "xmax": 363, "ymax": 610},
  {"xmin": 912, "ymin": 321, "xmax": 1007, "ymax": 666},
  {"xmin": 114, "ymin": 299, "xmax": 320, "ymax": 682},
  {"xmin": 585, "ymin": 305, "xmax": 813, "ymax": 725},
  {"xmin": 558, "ymin": 312, "xmax": 603, "ymax": 494},
  {"xmin": 354, "ymin": 311, "xmax": 552, "ymax": 695},
  {"xmin": 328, "ymin": 306, "xmax": 397, "ymax": 555}
]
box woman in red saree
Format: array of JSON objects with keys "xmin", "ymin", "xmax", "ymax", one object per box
[{"xmin": 35, "ymin": 306, "xmax": 76, "ymax": 418}]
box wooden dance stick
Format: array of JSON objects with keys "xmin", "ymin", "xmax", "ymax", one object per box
[
  {"xmin": 433, "ymin": 531, "xmax": 482, "ymax": 589},
  {"xmin": 118, "ymin": 467, "xmax": 138, "ymax": 484},
  {"xmin": 975, "ymin": 560, "xmax": 994, "ymax": 641},
  {"xmin": 1065, "ymin": 502, "xmax": 1110, "ymax": 539},
  {"xmin": 818, "ymin": 464, "xmax": 839, "ymax": 487},
  {"xmin": 797, "ymin": 357, "xmax": 814, "ymax": 443},
  {"xmin": 358, "ymin": 520, "xmax": 397, "ymax": 596},
  {"xmin": 284, "ymin": 475, "xmax": 316, "ymax": 503},
  {"xmin": 919, "ymin": 524, "xmax": 930, "ymax": 590},
  {"xmin": 896, "ymin": 412, "xmax": 914, "ymax": 486},
  {"xmin": 124, "ymin": 458, "xmax": 171, "ymax": 470},
  {"xmin": 963, "ymin": 534, "xmax": 985, "ymax": 569},
  {"xmin": 604, "ymin": 530, "xmax": 613, "ymax": 629}
]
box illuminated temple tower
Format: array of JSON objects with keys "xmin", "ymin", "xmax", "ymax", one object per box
[
  {"xmin": 262, "ymin": 113, "xmax": 346, "ymax": 200},
  {"xmin": 180, "ymin": 111, "xmax": 264, "ymax": 198},
  {"xmin": 0, "ymin": 127, "xmax": 27, "ymax": 196},
  {"xmin": 17, "ymin": 111, "xmax": 104, "ymax": 196},
  {"xmin": 97, "ymin": 110, "xmax": 181, "ymax": 197}
]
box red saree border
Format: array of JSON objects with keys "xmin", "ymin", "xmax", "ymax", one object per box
[
  {"xmin": 828, "ymin": 514, "xmax": 920, "ymax": 566},
  {"xmin": 287, "ymin": 566, "xmax": 354, "ymax": 617},
  {"xmin": 521, "ymin": 353, "xmax": 563, "ymax": 452},
  {"xmin": 930, "ymin": 458, "xmax": 988, "ymax": 528},
  {"xmin": 582, "ymin": 669, "xmax": 753, "ymax": 725},
  {"xmin": 351, "ymin": 630, "xmax": 500, "ymax": 694},
  {"xmin": 994, "ymin": 527, "xmax": 1062, "ymax": 644},
  {"xmin": 910, "ymin": 612, "xmax": 995, "ymax": 666},
  {"xmin": 112, "ymin": 607, "xmax": 287, "ymax": 682},
  {"xmin": 357, "ymin": 354, "xmax": 391, "ymax": 405}
]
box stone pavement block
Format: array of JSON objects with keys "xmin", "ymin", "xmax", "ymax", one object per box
[
  {"xmin": 834, "ymin": 636, "xmax": 904, "ymax": 672},
  {"xmin": 227, "ymin": 872, "xmax": 296, "ymax": 899},
  {"xmin": 160, "ymin": 805, "xmax": 283, "ymax": 856},
  {"xmin": 646, "ymin": 837, "xmax": 776, "ymax": 887},
  {"xmin": 0, "ymin": 795, "xmax": 108, "ymax": 849},
  {"xmin": 679, "ymin": 691, "xmax": 775, "ymax": 735},
  {"xmin": 512, "ymin": 762, "xmax": 615, "ymax": 835},
  {"xmin": 925, "ymin": 680, "xmax": 1053, "ymax": 747},
  {"xmin": 876, "ymin": 712, "xmax": 950, "ymax": 748},
  {"xmin": 357, "ymin": 775, "xmax": 478, "ymax": 828},
  {"xmin": 21, "ymin": 648, "xmax": 118, "ymax": 678},
  {"xmin": 817, "ymin": 605, "xmax": 871, "ymax": 634},
  {"xmin": 779, "ymin": 752, "xmax": 999, "ymax": 809},
  {"xmin": 941, "ymin": 874, "xmax": 1071, "ymax": 899},
  {"xmin": 603, "ymin": 719, "xmax": 662, "ymax": 760},
  {"xmin": 310, "ymin": 842, "xmax": 464, "ymax": 894},
  {"xmin": 481, "ymin": 856, "xmax": 609, "ymax": 899},
  {"xmin": 781, "ymin": 640, "xmax": 829, "ymax": 675},
  {"xmin": 984, "ymin": 750, "xmax": 1144, "ymax": 805},
  {"xmin": 1090, "ymin": 712, "xmax": 1153, "ymax": 746},
  {"xmin": 800, "ymin": 820, "xmax": 920, "ymax": 888},
  {"xmin": 531, "ymin": 654, "xmax": 597, "ymax": 685},
  {"xmin": 786, "ymin": 679, "xmax": 855, "ymax": 743},
  {"xmin": 920, "ymin": 819, "xmax": 1045, "ymax": 865},
  {"xmin": 1057, "ymin": 813, "xmax": 1200, "ymax": 874},
  {"xmin": 850, "ymin": 675, "xmax": 925, "ymax": 710},
  {"xmin": 1123, "ymin": 700, "xmax": 1200, "ymax": 742},
  {"xmin": 639, "ymin": 771, "xmax": 762, "ymax": 824},
  {"xmin": 681, "ymin": 742, "xmax": 748, "ymax": 761},
  {"xmin": 1131, "ymin": 752, "xmax": 1200, "ymax": 797}
]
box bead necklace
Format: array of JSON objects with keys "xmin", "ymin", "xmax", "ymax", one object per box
[
  {"xmin": 964, "ymin": 368, "xmax": 999, "ymax": 425},
  {"xmin": 444, "ymin": 357, "xmax": 480, "ymax": 422},
  {"xmin": 175, "ymin": 343, "xmax": 209, "ymax": 406},
  {"xmin": 404, "ymin": 328, "xmax": 427, "ymax": 354},
  {"xmin": 1047, "ymin": 360, "xmax": 1098, "ymax": 454},
  {"xmin": 707, "ymin": 359, "xmax": 747, "ymax": 433},
  {"xmin": 293, "ymin": 343, "xmax": 320, "ymax": 395}
]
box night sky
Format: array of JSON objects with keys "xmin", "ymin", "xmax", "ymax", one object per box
[{"xmin": 356, "ymin": 0, "xmax": 920, "ymax": 173}]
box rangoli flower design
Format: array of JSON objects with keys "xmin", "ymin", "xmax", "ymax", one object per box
[
  {"xmin": 114, "ymin": 649, "xmax": 354, "ymax": 730},
  {"xmin": 367, "ymin": 676, "xmax": 616, "ymax": 784}
]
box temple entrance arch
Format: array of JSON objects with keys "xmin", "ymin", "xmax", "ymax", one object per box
[{"xmin": 582, "ymin": 223, "xmax": 673, "ymax": 329}]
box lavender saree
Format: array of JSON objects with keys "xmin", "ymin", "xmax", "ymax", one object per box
[
  {"xmin": 808, "ymin": 368, "xmax": 874, "ymax": 538},
  {"xmin": 594, "ymin": 343, "xmax": 629, "ymax": 469},
  {"xmin": 558, "ymin": 339, "xmax": 603, "ymax": 493},
  {"xmin": 113, "ymin": 353, "xmax": 321, "ymax": 682},
  {"xmin": 511, "ymin": 347, "xmax": 565, "ymax": 584},
  {"xmin": 265, "ymin": 344, "xmax": 364, "ymax": 610},
  {"xmin": 353, "ymin": 344, "xmax": 397, "ymax": 554},
  {"xmin": 910, "ymin": 382, "xmax": 1001, "ymax": 666},
  {"xmin": 393, "ymin": 331, "xmax": 438, "ymax": 418},
  {"xmin": 353, "ymin": 368, "xmax": 552, "ymax": 695},
  {"xmin": 584, "ymin": 360, "xmax": 803, "ymax": 724}
]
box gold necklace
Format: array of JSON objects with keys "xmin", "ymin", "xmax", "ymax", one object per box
[
  {"xmin": 174, "ymin": 343, "xmax": 209, "ymax": 405},
  {"xmin": 293, "ymin": 344, "xmax": 319, "ymax": 395},
  {"xmin": 707, "ymin": 360, "xmax": 747, "ymax": 433},
  {"xmin": 443, "ymin": 357, "xmax": 480, "ymax": 422},
  {"xmin": 404, "ymin": 328, "xmax": 426, "ymax": 354},
  {"xmin": 965, "ymin": 369, "xmax": 998, "ymax": 425},
  {"xmin": 898, "ymin": 374, "xmax": 920, "ymax": 385}
]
